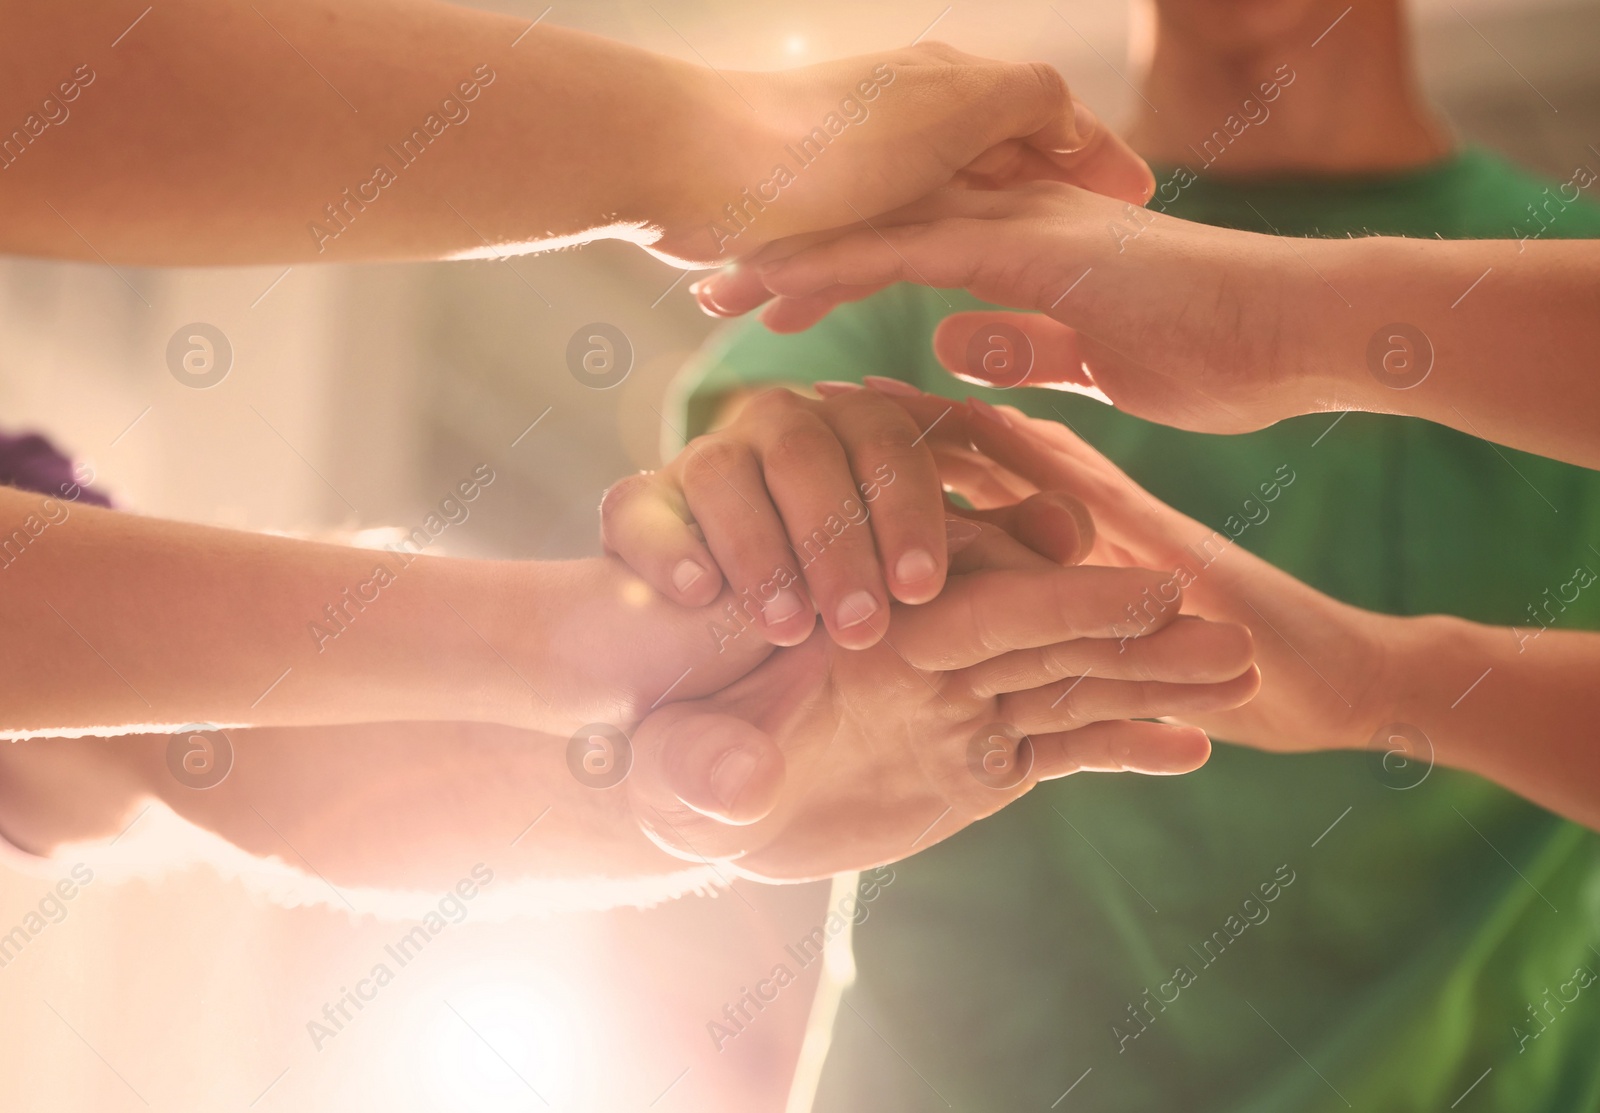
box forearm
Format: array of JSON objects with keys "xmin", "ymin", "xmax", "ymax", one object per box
[
  {"xmin": 1298, "ymin": 237, "xmax": 1600, "ymax": 468},
  {"xmin": 0, "ymin": 0, "xmax": 725, "ymax": 263},
  {"xmin": 0, "ymin": 487, "xmax": 540, "ymax": 736},
  {"xmin": 1383, "ymin": 614, "xmax": 1600, "ymax": 830},
  {"xmin": 0, "ymin": 724, "xmax": 717, "ymax": 909}
]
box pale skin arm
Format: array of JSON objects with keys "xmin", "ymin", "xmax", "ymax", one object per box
[
  {"xmin": 695, "ymin": 185, "xmax": 1600, "ymax": 469},
  {"xmin": 0, "ymin": 1, "xmax": 1150, "ymax": 266}
]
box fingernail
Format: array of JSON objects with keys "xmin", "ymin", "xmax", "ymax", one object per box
[
  {"xmin": 864, "ymin": 375, "xmax": 922, "ymax": 398},
  {"xmin": 836, "ymin": 591, "xmax": 880, "ymax": 629},
  {"xmin": 698, "ymin": 291, "xmax": 732, "ymax": 317},
  {"xmin": 895, "ymin": 548, "xmax": 938, "ymax": 584},
  {"xmin": 1071, "ymin": 100, "xmax": 1099, "ymax": 149},
  {"xmin": 945, "ymin": 517, "xmax": 983, "ymax": 552},
  {"xmin": 710, "ymin": 747, "xmax": 760, "ymax": 810},
  {"xmin": 969, "ymin": 397, "xmax": 1012, "ymax": 427},
  {"xmin": 763, "ymin": 588, "xmax": 804, "ymax": 625},
  {"xmin": 672, "ymin": 558, "xmax": 706, "ymax": 593},
  {"xmin": 814, "ymin": 380, "xmax": 863, "ymax": 395},
  {"xmin": 696, "ymin": 278, "xmax": 735, "ymax": 316}
]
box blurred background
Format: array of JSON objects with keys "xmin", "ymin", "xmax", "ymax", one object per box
[{"xmin": 0, "ymin": 0, "xmax": 1596, "ymax": 1109}]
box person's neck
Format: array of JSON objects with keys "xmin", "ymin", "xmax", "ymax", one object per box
[{"xmin": 1124, "ymin": 3, "xmax": 1454, "ymax": 178}]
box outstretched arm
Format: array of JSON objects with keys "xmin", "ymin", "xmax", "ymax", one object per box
[
  {"xmin": 888, "ymin": 390, "xmax": 1600, "ymax": 832},
  {"xmin": 0, "ymin": 486, "xmax": 768, "ymax": 749},
  {"xmin": 0, "ymin": 508, "xmax": 1258, "ymax": 900},
  {"xmin": 0, "ymin": 722, "xmax": 720, "ymax": 911},
  {"xmin": 698, "ymin": 185, "xmax": 1600, "ymax": 469},
  {"xmin": 0, "ymin": 2, "xmax": 1149, "ymax": 266}
]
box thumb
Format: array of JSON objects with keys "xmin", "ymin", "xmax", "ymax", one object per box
[
  {"xmin": 954, "ymin": 490, "xmax": 1096, "ymax": 567},
  {"xmin": 631, "ymin": 703, "xmax": 786, "ymax": 832},
  {"xmin": 933, "ymin": 311, "xmax": 1094, "ymax": 392}
]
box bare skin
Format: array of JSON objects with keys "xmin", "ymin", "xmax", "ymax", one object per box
[
  {"xmin": 697, "ymin": 0, "xmax": 1600, "ymax": 470},
  {"xmin": 0, "ymin": 0, "xmax": 1150, "ymax": 266},
  {"xmin": 0, "ymin": 2, "xmax": 1171, "ymax": 864},
  {"xmin": 876, "ymin": 390, "xmax": 1600, "ymax": 834},
  {"xmin": 0, "ymin": 520, "xmax": 1258, "ymax": 896},
  {"xmin": 664, "ymin": 0, "xmax": 1600, "ymax": 858}
]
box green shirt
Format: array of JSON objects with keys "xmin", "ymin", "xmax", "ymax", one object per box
[{"xmin": 679, "ymin": 148, "xmax": 1600, "ymax": 1113}]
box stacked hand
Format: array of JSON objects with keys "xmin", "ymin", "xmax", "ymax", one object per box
[
  {"xmin": 596, "ymin": 383, "xmax": 1261, "ymax": 880},
  {"xmin": 840, "ymin": 386, "xmax": 1399, "ymax": 755},
  {"xmin": 650, "ymin": 47, "xmax": 1154, "ymax": 265}
]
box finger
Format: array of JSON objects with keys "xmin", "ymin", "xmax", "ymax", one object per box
[
  {"xmin": 944, "ymin": 517, "xmax": 1064, "ymax": 575},
  {"xmin": 631, "ymin": 705, "xmax": 785, "ymax": 831},
  {"xmin": 927, "ymin": 57, "xmax": 1152, "ymax": 203},
  {"xmin": 677, "ymin": 435, "xmax": 816, "ymax": 646},
  {"xmin": 960, "ymin": 399, "xmax": 1189, "ymax": 566},
  {"xmin": 1029, "ymin": 102, "xmax": 1155, "ymax": 205},
  {"xmin": 702, "ymin": 191, "xmax": 1027, "ymax": 313},
  {"xmin": 703, "ymin": 190, "xmax": 1029, "ymax": 317},
  {"xmin": 1002, "ymin": 666, "xmax": 1261, "ymax": 735},
  {"xmin": 895, "ymin": 565, "xmax": 1185, "ymax": 670},
  {"xmin": 959, "ymin": 615, "xmax": 1255, "ymax": 696},
  {"xmin": 741, "ymin": 392, "xmax": 892, "ymax": 648},
  {"xmin": 956, "ymin": 489, "xmax": 1094, "ymax": 566},
  {"xmin": 759, "ymin": 285, "xmax": 892, "ymax": 333},
  {"xmin": 814, "ymin": 380, "xmax": 863, "ymax": 399},
  {"xmin": 961, "ymin": 400, "xmax": 1126, "ymax": 508},
  {"xmin": 821, "ymin": 388, "xmax": 948, "ymax": 604},
  {"xmin": 956, "ymin": 105, "xmax": 1154, "ymax": 209},
  {"xmin": 599, "ymin": 472, "xmax": 724, "ymax": 607},
  {"xmin": 1031, "ymin": 719, "xmax": 1211, "ymax": 778},
  {"xmin": 933, "ymin": 312, "xmax": 1092, "ymax": 392},
  {"xmin": 693, "ymin": 263, "xmax": 779, "ymax": 319},
  {"xmin": 930, "ymin": 445, "xmax": 1038, "ymax": 508}
]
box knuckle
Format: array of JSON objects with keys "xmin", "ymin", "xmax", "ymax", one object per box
[
  {"xmin": 1047, "ymin": 687, "xmax": 1085, "ymax": 730},
  {"xmin": 765, "ymin": 421, "xmax": 838, "ymax": 472},
  {"xmin": 914, "ymin": 40, "xmax": 965, "ymax": 63},
  {"xmin": 1024, "ymin": 60, "xmax": 1072, "ymax": 110},
  {"xmin": 1036, "ymin": 641, "xmax": 1074, "ymax": 679},
  {"xmin": 746, "ymin": 386, "xmax": 809, "ymax": 420},
  {"xmin": 969, "ymin": 596, "xmax": 1018, "ymax": 658},
  {"xmin": 681, "ymin": 436, "xmax": 747, "ymax": 489},
  {"xmin": 849, "ymin": 415, "xmax": 924, "ymax": 464}
]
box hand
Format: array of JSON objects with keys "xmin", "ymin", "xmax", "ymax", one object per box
[
  {"xmin": 650, "ymin": 48, "xmax": 1153, "ymax": 265},
  {"xmin": 626, "ymin": 513, "xmax": 1259, "ymax": 881},
  {"xmin": 690, "ymin": 183, "xmax": 1329, "ymax": 434},
  {"xmin": 0, "ymin": 515, "xmax": 1256, "ymax": 890},
  {"xmin": 891, "ymin": 392, "xmax": 1395, "ymax": 753},
  {"xmin": 600, "ymin": 384, "xmax": 1078, "ymax": 650}
]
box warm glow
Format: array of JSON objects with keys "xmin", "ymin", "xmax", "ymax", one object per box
[{"xmin": 416, "ymin": 974, "xmax": 587, "ymax": 1112}]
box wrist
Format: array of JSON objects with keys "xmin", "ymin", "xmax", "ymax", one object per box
[
  {"xmin": 1298, "ymin": 237, "xmax": 1423, "ymax": 415},
  {"xmin": 1366, "ymin": 613, "xmax": 1489, "ymax": 756},
  {"xmin": 473, "ymin": 558, "xmax": 566, "ymax": 733},
  {"xmin": 625, "ymin": 60, "xmax": 765, "ymax": 262}
]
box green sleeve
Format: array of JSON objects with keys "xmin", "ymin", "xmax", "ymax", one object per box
[{"xmin": 668, "ymin": 284, "xmax": 978, "ymax": 442}]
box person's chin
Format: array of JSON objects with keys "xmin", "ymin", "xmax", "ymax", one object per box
[{"xmin": 1156, "ymin": 0, "xmax": 1327, "ymax": 53}]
